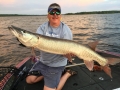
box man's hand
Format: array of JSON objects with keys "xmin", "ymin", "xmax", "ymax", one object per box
[{"xmin": 64, "ymin": 53, "xmax": 75, "ymax": 63}]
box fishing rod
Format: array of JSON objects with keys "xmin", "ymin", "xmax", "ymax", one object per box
[{"xmin": 65, "ymin": 63, "xmax": 85, "ymax": 68}]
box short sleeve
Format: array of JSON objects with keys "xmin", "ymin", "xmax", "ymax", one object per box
[
  {"xmin": 36, "ymin": 22, "xmax": 48, "ymax": 35},
  {"xmin": 63, "ymin": 24, "xmax": 73, "ymax": 40}
]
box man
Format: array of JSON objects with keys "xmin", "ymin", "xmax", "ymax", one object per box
[{"xmin": 26, "ymin": 3, "xmax": 77, "ymax": 90}]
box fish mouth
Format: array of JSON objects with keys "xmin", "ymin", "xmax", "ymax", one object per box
[
  {"xmin": 8, "ymin": 25, "xmax": 26, "ymax": 36},
  {"xmin": 8, "ymin": 25, "xmax": 41, "ymax": 38},
  {"xmin": 8, "ymin": 26, "xmax": 14, "ymax": 32}
]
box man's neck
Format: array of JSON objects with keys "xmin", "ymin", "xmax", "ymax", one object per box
[{"xmin": 49, "ymin": 22, "xmax": 61, "ymax": 28}]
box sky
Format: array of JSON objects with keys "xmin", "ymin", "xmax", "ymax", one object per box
[{"xmin": 0, "ymin": 0, "xmax": 120, "ymax": 15}]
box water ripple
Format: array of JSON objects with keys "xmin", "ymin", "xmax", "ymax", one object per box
[{"xmin": 0, "ymin": 14, "xmax": 120, "ymax": 66}]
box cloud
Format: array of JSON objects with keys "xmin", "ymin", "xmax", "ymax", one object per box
[
  {"xmin": 0, "ymin": 0, "xmax": 120, "ymax": 14},
  {"xmin": 0, "ymin": 0, "xmax": 49, "ymax": 14},
  {"xmin": 85, "ymin": 1, "xmax": 120, "ymax": 12},
  {"xmin": 0, "ymin": 0, "xmax": 16, "ymax": 6},
  {"xmin": 57, "ymin": 0, "xmax": 104, "ymax": 7},
  {"xmin": 54, "ymin": 0, "xmax": 106, "ymax": 13}
]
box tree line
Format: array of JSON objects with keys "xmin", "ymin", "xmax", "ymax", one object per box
[
  {"xmin": 65, "ymin": 10, "xmax": 120, "ymax": 15},
  {"xmin": 0, "ymin": 10, "xmax": 120, "ymax": 16}
]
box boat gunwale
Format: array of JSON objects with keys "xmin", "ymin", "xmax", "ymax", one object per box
[
  {"xmin": 0, "ymin": 56, "xmax": 31, "ymax": 90},
  {"xmin": 96, "ymin": 49, "xmax": 120, "ymax": 57}
]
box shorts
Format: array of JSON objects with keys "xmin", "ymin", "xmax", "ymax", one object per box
[{"xmin": 28, "ymin": 60, "xmax": 65, "ymax": 88}]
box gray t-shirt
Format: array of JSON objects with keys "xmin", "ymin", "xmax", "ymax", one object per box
[{"xmin": 36, "ymin": 21, "xmax": 73, "ymax": 67}]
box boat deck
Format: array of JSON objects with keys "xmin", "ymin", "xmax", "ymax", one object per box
[{"xmin": 16, "ymin": 52, "xmax": 120, "ymax": 90}]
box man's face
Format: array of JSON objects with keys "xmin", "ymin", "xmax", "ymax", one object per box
[{"xmin": 47, "ymin": 9, "xmax": 61, "ymax": 25}]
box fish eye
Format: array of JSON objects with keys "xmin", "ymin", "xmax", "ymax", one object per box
[
  {"xmin": 21, "ymin": 30, "xmax": 26, "ymax": 34},
  {"xmin": 23, "ymin": 30, "xmax": 26, "ymax": 33}
]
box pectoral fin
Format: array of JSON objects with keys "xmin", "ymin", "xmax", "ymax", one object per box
[{"xmin": 84, "ymin": 60, "xmax": 94, "ymax": 71}]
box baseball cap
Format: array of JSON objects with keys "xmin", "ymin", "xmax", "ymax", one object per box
[{"xmin": 48, "ymin": 3, "xmax": 61, "ymax": 13}]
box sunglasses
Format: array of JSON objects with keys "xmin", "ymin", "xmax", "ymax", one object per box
[{"xmin": 49, "ymin": 11, "xmax": 61, "ymax": 15}]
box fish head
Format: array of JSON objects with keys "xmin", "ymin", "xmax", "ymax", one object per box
[{"xmin": 8, "ymin": 25, "xmax": 38, "ymax": 47}]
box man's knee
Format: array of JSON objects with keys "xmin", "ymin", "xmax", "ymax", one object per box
[
  {"xmin": 26, "ymin": 76, "xmax": 37, "ymax": 84},
  {"xmin": 26, "ymin": 75, "xmax": 43, "ymax": 84}
]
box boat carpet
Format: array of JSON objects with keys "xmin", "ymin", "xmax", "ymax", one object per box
[{"xmin": 16, "ymin": 56, "xmax": 120, "ymax": 90}]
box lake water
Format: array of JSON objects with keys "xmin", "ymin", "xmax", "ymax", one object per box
[{"xmin": 0, "ymin": 14, "xmax": 120, "ymax": 66}]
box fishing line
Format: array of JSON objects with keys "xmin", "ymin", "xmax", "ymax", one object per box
[{"xmin": 65, "ymin": 63, "xmax": 85, "ymax": 68}]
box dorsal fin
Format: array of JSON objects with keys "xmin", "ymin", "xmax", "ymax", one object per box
[{"xmin": 88, "ymin": 41, "xmax": 99, "ymax": 51}]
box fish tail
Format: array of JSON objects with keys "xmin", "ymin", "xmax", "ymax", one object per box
[
  {"xmin": 108, "ymin": 58, "xmax": 120, "ymax": 65},
  {"xmin": 102, "ymin": 65, "xmax": 112, "ymax": 78},
  {"xmin": 93, "ymin": 65, "xmax": 112, "ymax": 78},
  {"xmin": 102, "ymin": 58, "xmax": 120, "ymax": 78}
]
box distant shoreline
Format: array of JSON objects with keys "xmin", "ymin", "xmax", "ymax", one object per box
[
  {"xmin": 0, "ymin": 14, "xmax": 46, "ymax": 17},
  {"xmin": 65, "ymin": 10, "xmax": 120, "ymax": 15},
  {"xmin": 0, "ymin": 10, "xmax": 120, "ymax": 16}
]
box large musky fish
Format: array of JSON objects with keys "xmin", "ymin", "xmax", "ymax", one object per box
[{"xmin": 8, "ymin": 25, "xmax": 120, "ymax": 78}]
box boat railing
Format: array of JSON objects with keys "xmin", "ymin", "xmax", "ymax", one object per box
[
  {"xmin": 0, "ymin": 66, "xmax": 19, "ymax": 90},
  {"xmin": 0, "ymin": 56, "xmax": 34, "ymax": 90},
  {"xmin": 0, "ymin": 66, "xmax": 15, "ymax": 81}
]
